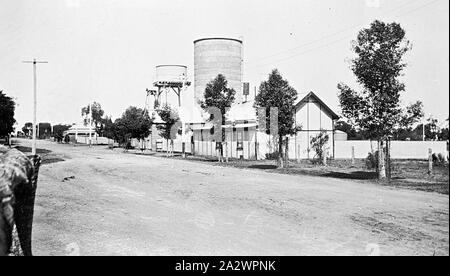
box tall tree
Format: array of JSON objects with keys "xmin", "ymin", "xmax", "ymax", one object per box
[
  {"xmin": 200, "ymin": 74, "xmax": 236, "ymax": 161},
  {"xmin": 338, "ymin": 20, "xmax": 411, "ymax": 179},
  {"xmin": 113, "ymin": 106, "xmax": 152, "ymax": 147},
  {"xmin": 81, "ymin": 102, "xmax": 105, "ymax": 130},
  {"xmin": 254, "ymin": 69, "xmax": 299, "ymax": 168},
  {"xmin": 0, "ymin": 90, "xmax": 16, "ymax": 138},
  {"xmin": 101, "ymin": 116, "xmax": 115, "ymax": 139},
  {"xmin": 157, "ymin": 104, "xmax": 180, "ymax": 157}
]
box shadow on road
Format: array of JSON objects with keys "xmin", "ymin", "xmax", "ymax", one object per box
[
  {"xmin": 322, "ymin": 171, "xmax": 379, "ymax": 180},
  {"xmin": 13, "ymin": 146, "xmax": 52, "ymax": 154},
  {"xmin": 248, "ymin": 164, "xmax": 278, "ymax": 170}
]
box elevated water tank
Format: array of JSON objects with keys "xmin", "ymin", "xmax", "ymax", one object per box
[
  {"xmin": 194, "ymin": 38, "xmax": 243, "ymax": 102},
  {"xmin": 155, "ymin": 65, "xmax": 188, "ymax": 83}
]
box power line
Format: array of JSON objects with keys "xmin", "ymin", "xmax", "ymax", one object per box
[
  {"xmin": 250, "ymin": 35, "xmax": 354, "ymax": 69},
  {"xmin": 392, "ymin": 0, "xmax": 442, "ymax": 18},
  {"xmin": 247, "ymin": 0, "xmax": 443, "ymax": 69},
  {"xmin": 246, "ymin": 0, "xmax": 438, "ymax": 68}
]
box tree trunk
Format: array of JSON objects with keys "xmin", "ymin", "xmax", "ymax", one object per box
[
  {"xmin": 378, "ymin": 139, "xmax": 386, "ymax": 180},
  {"xmin": 284, "ymin": 136, "xmax": 289, "ymax": 168},
  {"xmin": 278, "ymin": 135, "xmax": 284, "ymax": 168},
  {"xmin": 225, "ymin": 142, "xmax": 229, "ymax": 163},
  {"xmin": 166, "ymin": 139, "xmax": 169, "ymax": 157},
  {"xmin": 385, "ymin": 139, "xmax": 391, "ymax": 181}
]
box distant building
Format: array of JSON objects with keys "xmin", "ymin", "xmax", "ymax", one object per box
[{"xmin": 63, "ymin": 124, "xmax": 97, "ymax": 137}]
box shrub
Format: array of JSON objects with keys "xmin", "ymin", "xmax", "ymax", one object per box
[
  {"xmin": 437, "ymin": 153, "xmax": 446, "ymax": 164},
  {"xmin": 265, "ymin": 151, "xmax": 279, "ymax": 160},
  {"xmin": 366, "ymin": 151, "xmax": 379, "ymax": 170},
  {"xmin": 310, "ymin": 131, "xmax": 329, "ymax": 165}
]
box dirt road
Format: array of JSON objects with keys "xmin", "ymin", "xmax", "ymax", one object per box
[{"xmin": 19, "ymin": 139, "xmax": 448, "ymax": 256}]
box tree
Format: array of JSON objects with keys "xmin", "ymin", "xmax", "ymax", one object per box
[
  {"xmin": 338, "ymin": 20, "xmax": 411, "ymax": 180},
  {"xmin": 113, "ymin": 106, "xmax": 152, "ymax": 147},
  {"xmin": 102, "ymin": 116, "xmax": 115, "ymax": 139},
  {"xmin": 0, "ymin": 90, "xmax": 16, "ymax": 139},
  {"xmin": 81, "ymin": 102, "xmax": 105, "ymax": 132},
  {"xmin": 200, "ymin": 74, "xmax": 236, "ymax": 161},
  {"xmin": 157, "ymin": 104, "xmax": 180, "ymax": 157},
  {"xmin": 22, "ymin": 122, "xmax": 33, "ymax": 137},
  {"xmin": 394, "ymin": 101, "xmax": 424, "ymax": 140},
  {"xmin": 254, "ymin": 69, "xmax": 299, "ymax": 168},
  {"xmin": 335, "ymin": 120, "xmax": 368, "ymax": 140},
  {"xmin": 52, "ymin": 124, "xmax": 71, "ymax": 142}
]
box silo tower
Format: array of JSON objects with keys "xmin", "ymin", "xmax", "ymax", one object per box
[{"xmin": 194, "ymin": 38, "xmax": 243, "ymax": 104}]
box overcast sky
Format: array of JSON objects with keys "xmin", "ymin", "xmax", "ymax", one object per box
[{"xmin": 1, "ymin": 0, "xmax": 448, "ymax": 129}]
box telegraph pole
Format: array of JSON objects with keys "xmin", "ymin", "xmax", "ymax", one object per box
[
  {"xmin": 89, "ymin": 102, "xmax": 93, "ymax": 147},
  {"xmin": 22, "ymin": 59, "xmax": 48, "ymax": 155}
]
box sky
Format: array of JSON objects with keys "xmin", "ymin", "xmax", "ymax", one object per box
[{"xmin": 0, "ymin": 0, "xmax": 449, "ymax": 130}]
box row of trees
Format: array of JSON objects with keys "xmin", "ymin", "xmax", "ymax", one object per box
[
  {"xmin": 20, "ymin": 122, "xmax": 71, "ymax": 141},
  {"xmin": 78, "ymin": 103, "xmax": 153, "ymax": 146},
  {"xmin": 199, "ymin": 20, "xmax": 443, "ymax": 180},
  {"xmin": 336, "ymin": 117, "xmax": 449, "ymax": 141}
]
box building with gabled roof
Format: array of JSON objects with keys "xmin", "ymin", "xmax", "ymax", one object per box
[
  {"xmin": 293, "ymin": 91, "xmax": 340, "ymax": 159},
  {"xmin": 190, "ymin": 91, "xmax": 340, "ymax": 160}
]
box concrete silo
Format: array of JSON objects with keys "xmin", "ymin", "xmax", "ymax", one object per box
[{"xmin": 194, "ymin": 38, "xmax": 243, "ymax": 103}]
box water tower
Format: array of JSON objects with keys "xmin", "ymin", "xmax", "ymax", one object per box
[
  {"xmin": 145, "ymin": 65, "xmax": 191, "ymax": 157},
  {"xmin": 194, "ymin": 38, "xmax": 243, "ymax": 103},
  {"xmin": 152, "ymin": 65, "xmax": 191, "ymax": 108}
]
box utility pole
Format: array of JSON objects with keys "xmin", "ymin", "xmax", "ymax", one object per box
[
  {"xmin": 22, "ymin": 59, "xmax": 48, "ymax": 155},
  {"xmin": 89, "ymin": 102, "xmax": 92, "ymax": 147}
]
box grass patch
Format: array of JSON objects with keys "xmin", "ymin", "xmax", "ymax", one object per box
[{"xmin": 169, "ymin": 155, "xmax": 449, "ymax": 195}]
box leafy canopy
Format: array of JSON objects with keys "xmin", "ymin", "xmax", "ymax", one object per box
[
  {"xmin": 200, "ymin": 74, "xmax": 236, "ymax": 123},
  {"xmin": 81, "ymin": 102, "xmax": 105, "ymax": 128},
  {"xmin": 254, "ymin": 69, "xmax": 299, "ymax": 137},
  {"xmin": 338, "ymin": 20, "xmax": 412, "ymax": 139},
  {"xmin": 157, "ymin": 104, "xmax": 180, "ymax": 141},
  {"xmin": 113, "ymin": 106, "xmax": 152, "ymax": 144},
  {"xmin": 0, "ymin": 90, "xmax": 16, "ymax": 136}
]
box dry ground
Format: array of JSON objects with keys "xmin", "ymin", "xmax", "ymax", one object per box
[
  {"xmin": 174, "ymin": 155, "xmax": 449, "ymax": 195},
  {"xmin": 11, "ymin": 139, "xmax": 450, "ymax": 256}
]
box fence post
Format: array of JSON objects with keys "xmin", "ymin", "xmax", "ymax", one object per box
[
  {"xmin": 351, "ymin": 146, "xmax": 355, "ymax": 165},
  {"xmin": 428, "ymin": 148, "xmax": 433, "ymax": 175},
  {"xmin": 323, "ymin": 148, "xmax": 327, "ymax": 166}
]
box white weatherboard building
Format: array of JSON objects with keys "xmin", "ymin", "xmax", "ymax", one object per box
[
  {"xmin": 293, "ymin": 91, "xmax": 340, "ymax": 159},
  {"xmin": 191, "ymin": 91, "xmax": 340, "ymax": 160},
  {"xmin": 147, "ymin": 37, "xmax": 341, "ymax": 159}
]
